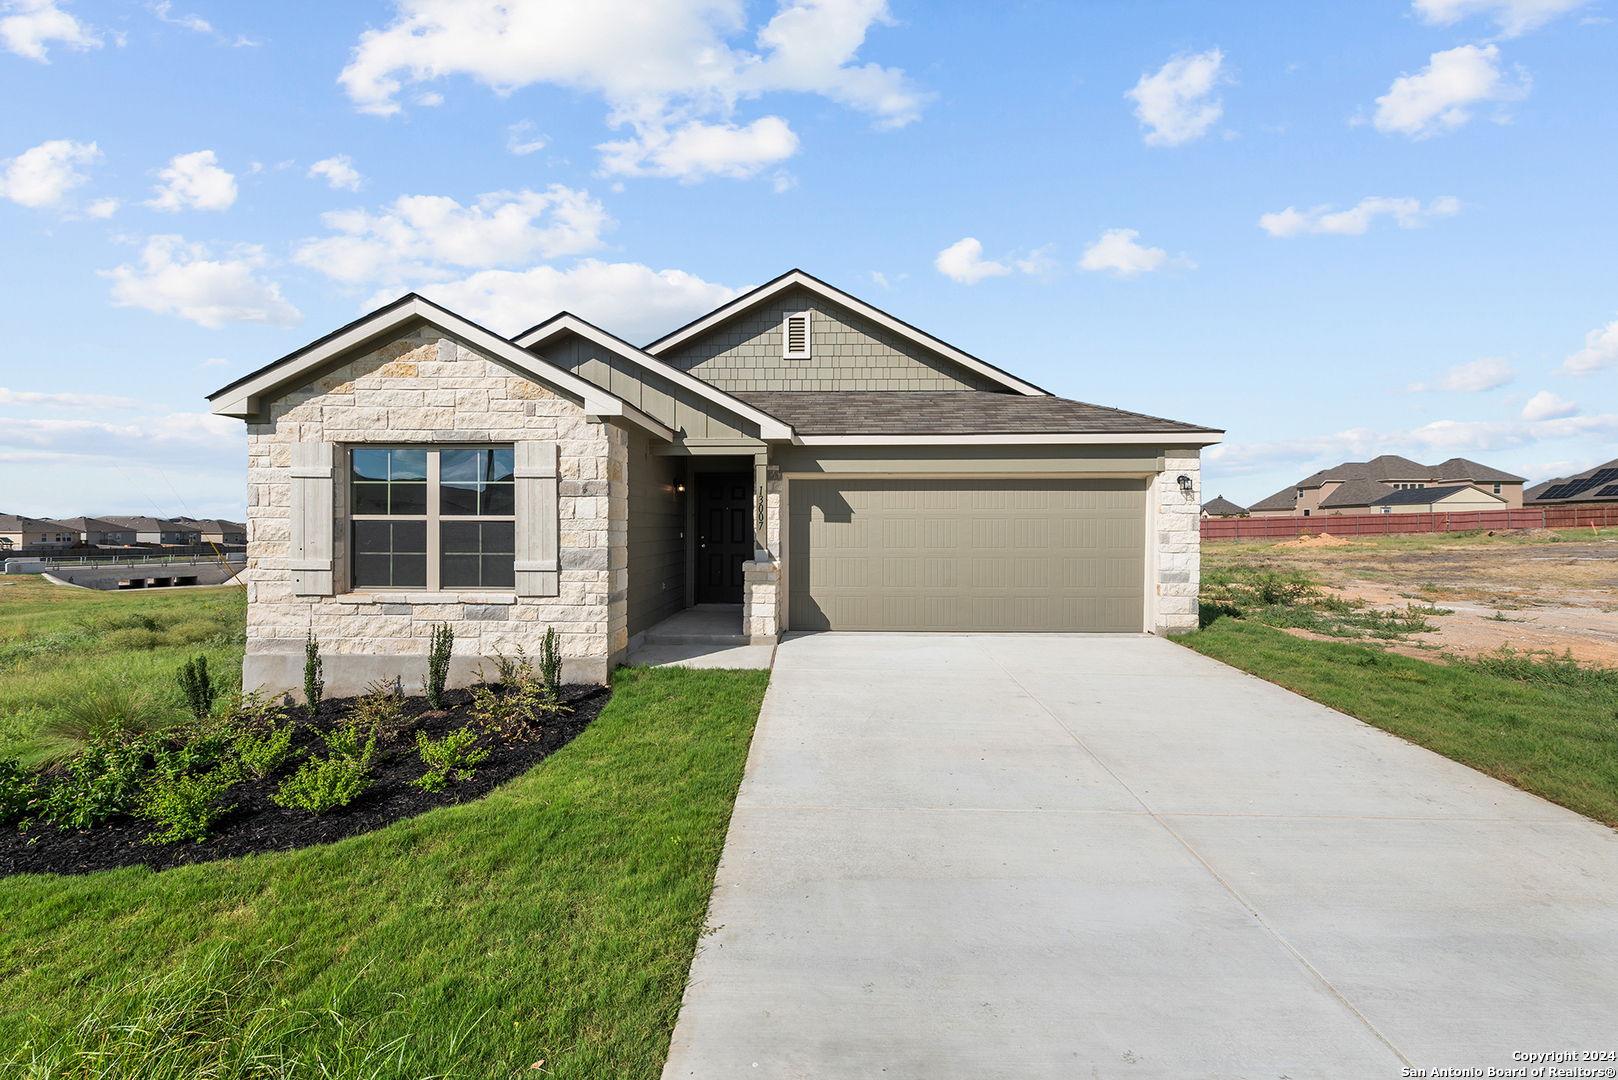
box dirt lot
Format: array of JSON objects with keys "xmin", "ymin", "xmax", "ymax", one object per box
[{"xmin": 1204, "ymin": 527, "xmax": 1618, "ymax": 665}]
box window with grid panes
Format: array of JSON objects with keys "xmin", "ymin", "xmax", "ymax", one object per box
[{"xmin": 350, "ymin": 447, "xmax": 515, "ymax": 590}]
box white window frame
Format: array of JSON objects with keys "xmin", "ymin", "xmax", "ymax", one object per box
[{"xmin": 782, "ymin": 310, "xmax": 812, "ymax": 360}]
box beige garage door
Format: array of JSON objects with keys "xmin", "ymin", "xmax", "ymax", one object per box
[{"xmin": 788, "ymin": 478, "xmax": 1146, "ymax": 632}]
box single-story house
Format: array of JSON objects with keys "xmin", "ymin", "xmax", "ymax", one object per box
[
  {"xmin": 1249, "ymin": 454, "xmax": 1526, "ymax": 516},
  {"xmin": 97, "ymin": 517, "xmax": 203, "ymax": 545},
  {"xmin": 1525, "ymin": 459, "xmax": 1618, "ymax": 507},
  {"xmin": 1200, "ymin": 496, "xmax": 1247, "ymax": 518},
  {"xmin": 50, "ymin": 516, "xmax": 136, "ymax": 546},
  {"xmin": 0, "ymin": 515, "xmax": 78, "ymax": 549},
  {"xmin": 1369, "ymin": 485, "xmax": 1507, "ymax": 514},
  {"xmin": 208, "ymin": 270, "xmax": 1222, "ymax": 695}
]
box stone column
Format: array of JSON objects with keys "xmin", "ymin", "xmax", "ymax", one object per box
[{"xmin": 1154, "ymin": 450, "xmax": 1202, "ymax": 635}]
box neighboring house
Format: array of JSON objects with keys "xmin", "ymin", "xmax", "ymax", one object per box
[
  {"xmin": 208, "ymin": 271, "xmax": 1222, "ymax": 695},
  {"xmin": 97, "ymin": 517, "xmax": 203, "ymax": 544},
  {"xmin": 1524, "ymin": 459, "xmax": 1618, "ymax": 507},
  {"xmin": 1369, "ymin": 486, "xmax": 1507, "ymax": 514},
  {"xmin": 195, "ymin": 519, "xmax": 247, "ymax": 544},
  {"xmin": 1250, "ymin": 455, "xmax": 1526, "ymax": 516},
  {"xmin": 50, "ymin": 516, "xmax": 136, "ymax": 545},
  {"xmin": 1200, "ymin": 496, "xmax": 1247, "ymax": 518},
  {"xmin": 0, "ymin": 515, "xmax": 78, "ymax": 549}
]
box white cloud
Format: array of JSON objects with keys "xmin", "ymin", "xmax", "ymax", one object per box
[
  {"xmin": 0, "ymin": 0, "xmax": 100, "ymax": 62},
  {"xmin": 1373, "ymin": 45, "xmax": 1529, "ymax": 139},
  {"xmin": 307, "ymin": 154, "xmax": 365, "ymax": 192},
  {"xmin": 294, "ymin": 185, "xmax": 612, "ymax": 287},
  {"xmin": 1406, "ymin": 356, "xmax": 1515, "ymax": 393},
  {"xmin": 1260, "ymin": 196, "xmax": 1461, "ymax": 238},
  {"xmin": 86, "ymin": 196, "xmax": 118, "ymax": 217},
  {"xmin": 0, "ymin": 138, "xmax": 99, "ymax": 208},
  {"xmin": 1522, "ymin": 390, "xmax": 1579, "ymax": 420},
  {"xmin": 1014, "ymin": 245, "xmax": 1058, "ymax": 277},
  {"xmin": 1078, "ymin": 228, "xmax": 1190, "ymax": 277},
  {"xmin": 506, "ymin": 121, "xmax": 547, "ymax": 155},
  {"xmin": 151, "ymin": 1, "xmax": 209, "ymax": 33},
  {"xmin": 412, "ymin": 258, "xmax": 739, "ymax": 342},
  {"xmin": 1125, "ymin": 48, "xmax": 1225, "ymax": 147},
  {"xmin": 337, "ymin": 0, "xmax": 928, "ymax": 181},
  {"xmin": 934, "ymin": 238, "xmax": 1012, "ymax": 284},
  {"xmin": 597, "ymin": 116, "xmax": 799, "ymax": 181},
  {"xmin": 0, "ymin": 387, "xmax": 146, "ymax": 409},
  {"xmin": 101, "ymin": 235, "xmax": 303, "ymax": 329},
  {"xmin": 1556, "ymin": 317, "xmax": 1618, "ymax": 376},
  {"xmin": 144, "ymin": 150, "xmax": 238, "ymax": 212},
  {"xmin": 1411, "ymin": 0, "xmax": 1593, "ymax": 37},
  {"xmin": 1207, "ymin": 415, "xmax": 1618, "ymax": 475}
]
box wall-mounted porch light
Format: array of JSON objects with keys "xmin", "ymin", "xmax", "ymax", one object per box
[
  {"xmin": 675, "ymin": 482, "xmax": 686, "ymax": 493},
  {"xmin": 1177, "ymin": 474, "xmax": 1194, "ymax": 499}
]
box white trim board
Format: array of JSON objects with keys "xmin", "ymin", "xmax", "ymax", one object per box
[
  {"xmin": 793, "ymin": 432, "xmax": 1223, "ymax": 446},
  {"xmin": 642, "ymin": 270, "xmax": 1051, "ymax": 397},
  {"xmin": 209, "ymin": 296, "xmax": 673, "ymax": 441},
  {"xmin": 512, "ymin": 313, "xmax": 794, "ymax": 441}
]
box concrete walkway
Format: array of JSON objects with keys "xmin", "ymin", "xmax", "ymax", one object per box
[{"xmin": 662, "ymin": 633, "xmax": 1618, "ymax": 1079}]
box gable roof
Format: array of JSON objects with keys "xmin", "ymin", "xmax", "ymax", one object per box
[
  {"xmin": 1371, "ymin": 485, "xmax": 1504, "ymax": 506},
  {"xmin": 50, "ymin": 516, "xmax": 127, "ymax": 532},
  {"xmin": 732, "ymin": 391, "xmax": 1221, "ymax": 443},
  {"xmin": 1248, "ymin": 486, "xmax": 1298, "ymax": 512},
  {"xmin": 1430, "ymin": 457, "xmax": 1526, "ymax": 484},
  {"xmin": 1319, "ymin": 478, "xmax": 1395, "ymax": 509},
  {"xmin": 208, "ymin": 294, "xmax": 672, "ymax": 440},
  {"xmin": 510, "ymin": 311, "xmax": 794, "ymax": 441},
  {"xmin": 1300, "ymin": 454, "xmax": 1525, "ymax": 490},
  {"xmin": 641, "ymin": 270, "xmax": 1050, "ymax": 397},
  {"xmin": 1526, "ymin": 458, "xmax": 1618, "ymax": 504},
  {"xmin": 0, "ymin": 514, "xmax": 72, "ymax": 532},
  {"xmin": 1201, "ymin": 496, "xmax": 1247, "ymax": 516},
  {"xmin": 98, "ymin": 516, "xmax": 198, "ymax": 531}
]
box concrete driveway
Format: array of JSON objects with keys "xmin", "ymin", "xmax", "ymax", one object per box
[{"xmin": 661, "ymin": 633, "xmax": 1618, "ymax": 1079}]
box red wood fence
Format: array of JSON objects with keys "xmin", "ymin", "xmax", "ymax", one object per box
[{"xmin": 1201, "ymin": 506, "xmax": 1618, "ymax": 542}]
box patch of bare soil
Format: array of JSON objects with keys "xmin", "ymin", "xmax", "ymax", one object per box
[
  {"xmin": 1218, "ymin": 532, "xmax": 1618, "ymax": 665},
  {"xmin": 1273, "ymin": 533, "xmax": 1365, "ymax": 549}
]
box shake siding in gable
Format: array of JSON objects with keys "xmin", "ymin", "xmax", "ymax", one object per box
[
  {"xmin": 659, "ymin": 288, "xmax": 1009, "ymax": 393},
  {"xmin": 536, "ymin": 336, "xmax": 758, "ymax": 442}
]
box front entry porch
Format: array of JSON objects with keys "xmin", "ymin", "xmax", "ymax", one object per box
[{"xmin": 626, "ymin": 604, "xmax": 775, "ymax": 670}]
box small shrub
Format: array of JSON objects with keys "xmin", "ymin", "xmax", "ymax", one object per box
[
  {"xmin": 425, "ymin": 622, "xmax": 453, "ymax": 710},
  {"xmin": 0, "ymin": 758, "xmax": 42, "ymax": 824},
  {"xmin": 177, "ymin": 655, "xmax": 219, "ymax": 720},
  {"xmin": 36, "ymin": 736, "xmax": 152, "ymax": 829},
  {"xmin": 272, "ymin": 754, "xmax": 372, "ymax": 814},
  {"xmin": 304, "ymin": 631, "xmax": 323, "ymax": 711},
  {"xmin": 139, "ymin": 763, "xmax": 241, "ymax": 844},
  {"xmin": 411, "ymin": 726, "xmax": 489, "ymax": 792},
  {"xmin": 487, "ymin": 644, "xmax": 532, "ymax": 685},
  {"xmin": 348, "ymin": 678, "xmax": 410, "ymax": 743},
  {"xmin": 538, "ymin": 626, "xmax": 563, "ymax": 699},
  {"xmin": 221, "ymin": 686, "xmax": 286, "ymax": 732},
  {"xmin": 232, "ymin": 724, "xmax": 296, "ymax": 779},
  {"xmin": 151, "ymin": 721, "xmax": 234, "ymax": 780}
]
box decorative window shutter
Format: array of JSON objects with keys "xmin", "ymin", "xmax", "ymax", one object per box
[
  {"xmin": 288, "ymin": 442, "xmax": 336, "ymax": 596},
  {"xmin": 514, "ymin": 440, "xmax": 560, "ymax": 597},
  {"xmin": 782, "ymin": 311, "xmax": 811, "ymax": 359}
]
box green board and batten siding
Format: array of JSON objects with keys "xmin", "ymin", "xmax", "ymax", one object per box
[
  {"xmin": 788, "ymin": 478, "xmax": 1147, "ymax": 633},
  {"xmin": 536, "ymin": 336, "xmax": 761, "ymax": 443}
]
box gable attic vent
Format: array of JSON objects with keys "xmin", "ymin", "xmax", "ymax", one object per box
[{"xmin": 782, "ymin": 311, "xmax": 811, "ymax": 359}]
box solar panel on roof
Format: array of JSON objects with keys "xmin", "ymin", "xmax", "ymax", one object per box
[
  {"xmin": 1565, "ymin": 476, "xmax": 1603, "ymax": 495},
  {"xmin": 1541, "ymin": 485, "xmax": 1574, "ymax": 499},
  {"xmin": 1591, "ymin": 468, "xmax": 1618, "ymax": 484},
  {"xmin": 1599, "ymin": 486, "xmax": 1618, "ymax": 498}
]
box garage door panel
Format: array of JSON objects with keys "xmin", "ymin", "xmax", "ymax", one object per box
[{"xmin": 790, "ymin": 478, "xmax": 1146, "ymax": 633}]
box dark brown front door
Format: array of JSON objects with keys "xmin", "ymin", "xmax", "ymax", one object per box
[{"xmin": 697, "ymin": 472, "xmax": 753, "ymax": 604}]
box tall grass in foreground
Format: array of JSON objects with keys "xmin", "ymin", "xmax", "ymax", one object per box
[{"xmin": 3, "ymin": 947, "xmax": 484, "ymax": 1079}]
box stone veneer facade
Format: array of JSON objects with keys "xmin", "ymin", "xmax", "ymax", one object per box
[
  {"xmin": 244, "ymin": 325, "xmax": 629, "ymax": 698},
  {"xmin": 1151, "ymin": 449, "xmax": 1202, "ymax": 634}
]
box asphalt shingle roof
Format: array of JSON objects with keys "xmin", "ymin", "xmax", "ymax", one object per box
[
  {"xmin": 1201, "ymin": 496, "xmax": 1247, "ymax": 516},
  {"xmin": 1526, "ymin": 458, "xmax": 1618, "ymax": 504},
  {"xmin": 1247, "ymin": 486, "xmax": 1298, "ymax": 512},
  {"xmin": 1319, "ymin": 478, "xmax": 1396, "ymax": 509},
  {"xmin": 730, "ymin": 391, "xmax": 1219, "ymax": 437}
]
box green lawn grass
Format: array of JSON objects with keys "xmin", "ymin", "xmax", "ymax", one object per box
[
  {"xmin": 1177, "ymin": 619, "xmax": 1618, "ymax": 827},
  {"xmin": 0, "ymin": 664, "xmax": 768, "ymax": 1077}
]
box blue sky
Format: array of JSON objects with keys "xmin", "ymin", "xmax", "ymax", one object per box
[{"xmin": 2, "ymin": 0, "xmax": 1616, "ymax": 519}]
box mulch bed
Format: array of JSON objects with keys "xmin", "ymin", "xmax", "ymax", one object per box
[{"xmin": 0, "ymin": 684, "xmax": 608, "ymax": 879}]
